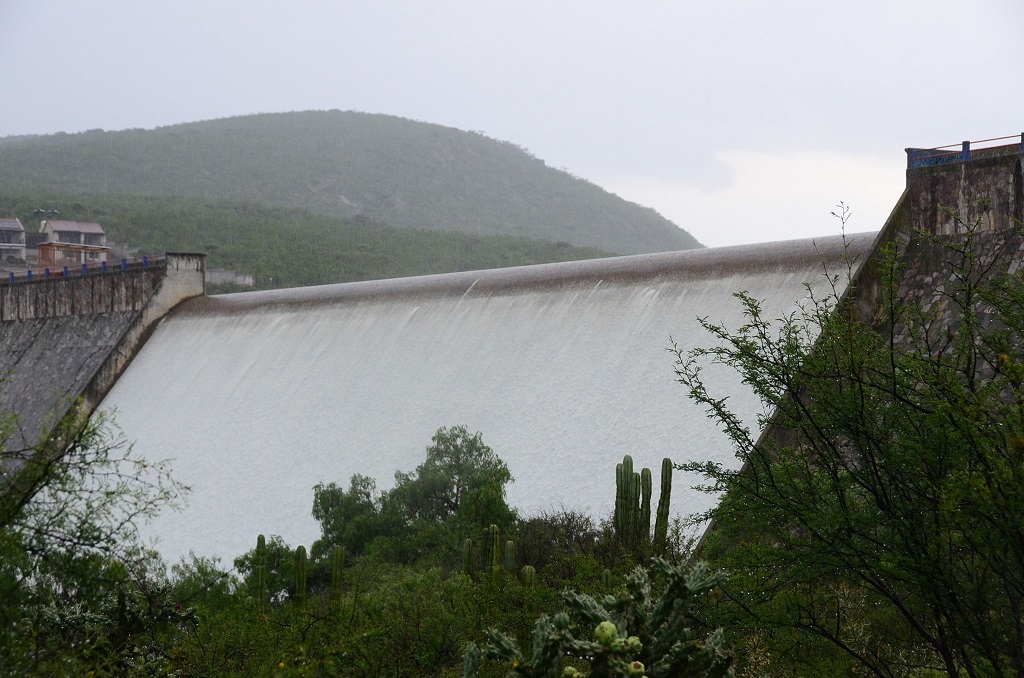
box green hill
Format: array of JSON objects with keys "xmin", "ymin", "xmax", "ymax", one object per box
[
  {"xmin": 0, "ymin": 111, "xmax": 701, "ymax": 255},
  {"xmin": 0, "ymin": 192, "xmax": 613, "ymax": 293}
]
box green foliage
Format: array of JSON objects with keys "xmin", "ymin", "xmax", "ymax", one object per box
[
  {"xmin": 0, "ymin": 407, "xmax": 190, "ymax": 675},
  {"xmin": 675, "ymin": 220, "xmax": 1024, "ymax": 675},
  {"xmin": 0, "ymin": 191, "xmax": 615, "ymax": 293},
  {"xmin": 310, "ymin": 474, "xmax": 392, "ymax": 561},
  {"xmin": 235, "ymin": 534, "xmax": 296, "ymax": 604},
  {"xmin": 394, "ymin": 426, "xmax": 516, "ymax": 533},
  {"xmin": 0, "ymin": 111, "xmax": 702, "ymax": 254},
  {"xmin": 170, "ymin": 553, "xmax": 237, "ymax": 613},
  {"xmin": 464, "ymin": 558, "xmax": 733, "ymax": 678},
  {"xmin": 311, "ymin": 426, "xmax": 514, "ymax": 572}
]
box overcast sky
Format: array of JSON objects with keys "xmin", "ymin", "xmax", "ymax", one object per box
[{"xmin": 2, "ymin": 1, "xmax": 1021, "ymax": 247}]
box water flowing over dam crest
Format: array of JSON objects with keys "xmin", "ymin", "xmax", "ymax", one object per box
[
  {"xmin": 6, "ymin": 137, "xmax": 1020, "ymax": 563},
  {"xmin": 98, "ymin": 236, "xmax": 870, "ymax": 561}
]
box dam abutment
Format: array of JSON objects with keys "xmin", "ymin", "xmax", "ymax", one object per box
[{"xmin": 0, "ymin": 253, "xmax": 205, "ymax": 449}]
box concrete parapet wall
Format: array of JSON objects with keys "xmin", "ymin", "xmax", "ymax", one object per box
[
  {"xmin": 0, "ymin": 265, "xmax": 166, "ymax": 321},
  {"xmin": 907, "ymin": 151, "xmax": 1023, "ymax": 236},
  {"xmin": 0, "ymin": 253, "xmax": 205, "ymax": 451},
  {"xmin": 80, "ymin": 254, "xmax": 205, "ymax": 414}
]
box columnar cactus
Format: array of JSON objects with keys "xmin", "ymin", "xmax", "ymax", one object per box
[
  {"xmin": 615, "ymin": 461, "xmax": 626, "ymax": 539},
  {"xmin": 255, "ymin": 534, "xmax": 268, "ymax": 614},
  {"xmin": 616, "ymin": 455, "xmax": 639, "ymax": 544},
  {"xmin": 653, "ymin": 458, "xmax": 673, "ymax": 555},
  {"xmin": 294, "ymin": 545, "xmax": 308, "ymax": 610},
  {"xmin": 330, "ymin": 544, "xmax": 345, "ymax": 603},
  {"xmin": 503, "ymin": 540, "xmax": 515, "ymax": 573},
  {"xmin": 602, "ymin": 568, "xmax": 614, "ymax": 590},
  {"xmin": 521, "ymin": 565, "xmax": 536, "ymax": 588},
  {"xmin": 640, "ymin": 467, "xmax": 653, "ymax": 545},
  {"xmin": 463, "ymin": 537, "xmax": 475, "ymax": 579},
  {"xmin": 489, "ymin": 524, "xmax": 502, "ymax": 572}
]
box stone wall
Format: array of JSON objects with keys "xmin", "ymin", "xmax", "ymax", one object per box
[
  {"xmin": 906, "ymin": 146, "xmax": 1023, "ymax": 237},
  {"xmin": 0, "ymin": 264, "xmax": 166, "ymax": 321},
  {"xmin": 0, "ymin": 253, "xmax": 205, "ymax": 452}
]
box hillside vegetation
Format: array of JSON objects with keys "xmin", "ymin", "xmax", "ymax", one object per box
[
  {"xmin": 0, "ymin": 192, "xmax": 612, "ymax": 291},
  {"xmin": 0, "ymin": 111, "xmax": 701, "ymax": 255}
]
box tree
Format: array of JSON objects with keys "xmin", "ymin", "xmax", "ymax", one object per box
[
  {"xmin": 391, "ymin": 425, "xmax": 515, "ymax": 532},
  {"xmin": 0, "ymin": 406, "xmax": 190, "ymax": 674},
  {"xmin": 311, "ymin": 426, "xmax": 515, "ymax": 567},
  {"xmin": 310, "ymin": 474, "xmax": 394, "ymax": 560},
  {"xmin": 673, "ymin": 219, "xmax": 1024, "ymax": 676}
]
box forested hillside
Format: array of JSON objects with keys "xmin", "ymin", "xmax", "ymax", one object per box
[
  {"xmin": 0, "ymin": 111, "xmax": 701, "ymax": 255},
  {"xmin": 0, "ymin": 192, "xmax": 612, "ymax": 292}
]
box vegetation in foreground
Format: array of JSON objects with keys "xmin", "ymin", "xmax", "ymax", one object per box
[
  {"xmin": 676, "ymin": 213, "xmax": 1024, "ymax": 676},
  {"xmin": 0, "ymin": 420, "xmax": 721, "ymax": 677},
  {"xmin": 3, "ymin": 213, "xmax": 1024, "ymax": 676}
]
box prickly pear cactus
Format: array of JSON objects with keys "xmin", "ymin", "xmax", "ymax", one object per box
[{"xmin": 464, "ymin": 559, "xmax": 733, "ymax": 678}]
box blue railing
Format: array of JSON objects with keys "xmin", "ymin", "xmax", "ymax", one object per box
[
  {"xmin": 907, "ymin": 134, "xmax": 1024, "ymax": 169},
  {"xmin": 4, "ymin": 255, "xmax": 164, "ymax": 285}
]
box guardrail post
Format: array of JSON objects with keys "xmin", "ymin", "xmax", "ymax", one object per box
[
  {"xmin": 8, "ymin": 272, "xmax": 13, "ymax": 283},
  {"xmin": 143, "ymin": 255, "xmax": 148, "ymax": 268},
  {"xmin": 63, "ymin": 266, "xmax": 69, "ymax": 277},
  {"xmin": 961, "ymin": 141, "xmax": 970, "ymax": 162},
  {"xmin": 82, "ymin": 263, "xmax": 88, "ymax": 276},
  {"xmin": 26, "ymin": 270, "xmax": 32, "ymax": 281},
  {"xmin": 121, "ymin": 258, "xmax": 127, "ymax": 271},
  {"xmin": 101, "ymin": 261, "xmax": 107, "ymax": 273},
  {"xmin": 44, "ymin": 268, "xmax": 50, "ymax": 279}
]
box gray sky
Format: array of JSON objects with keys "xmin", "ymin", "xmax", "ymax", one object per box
[{"xmin": 2, "ymin": 1, "xmax": 1021, "ymax": 246}]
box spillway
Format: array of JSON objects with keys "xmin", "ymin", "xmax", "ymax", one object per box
[{"xmin": 99, "ymin": 234, "xmax": 872, "ymax": 563}]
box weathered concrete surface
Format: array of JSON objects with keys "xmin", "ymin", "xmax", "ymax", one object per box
[
  {"xmin": 907, "ymin": 147, "xmax": 1023, "ymax": 237},
  {"xmin": 0, "ymin": 311, "xmax": 139, "ymax": 449},
  {"xmin": 0, "ymin": 254, "xmax": 205, "ymax": 453},
  {"xmin": 99, "ymin": 235, "xmax": 874, "ymax": 562}
]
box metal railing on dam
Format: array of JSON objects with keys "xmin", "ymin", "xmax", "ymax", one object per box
[
  {"xmin": 3, "ymin": 255, "xmax": 165, "ymax": 285},
  {"xmin": 906, "ymin": 133, "xmax": 1024, "ymax": 169}
]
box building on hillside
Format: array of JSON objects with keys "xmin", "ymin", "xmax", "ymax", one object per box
[
  {"xmin": 0, "ymin": 218, "xmax": 26, "ymax": 263},
  {"xmin": 23, "ymin": 232, "xmax": 47, "ymax": 265},
  {"xmin": 38, "ymin": 219, "xmax": 109, "ymax": 267}
]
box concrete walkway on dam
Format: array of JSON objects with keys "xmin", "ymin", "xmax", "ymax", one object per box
[{"xmin": 98, "ymin": 233, "xmax": 875, "ymax": 563}]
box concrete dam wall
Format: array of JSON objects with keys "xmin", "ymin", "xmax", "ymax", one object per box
[
  {"xmin": 0, "ymin": 255, "xmax": 205, "ymax": 454},
  {"xmin": 97, "ymin": 235, "xmax": 873, "ymax": 562}
]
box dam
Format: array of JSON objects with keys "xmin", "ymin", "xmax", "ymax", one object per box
[
  {"xmin": 4, "ymin": 136, "xmax": 1020, "ymax": 565},
  {"xmin": 99, "ymin": 235, "xmax": 871, "ymax": 562}
]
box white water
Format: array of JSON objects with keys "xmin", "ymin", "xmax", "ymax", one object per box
[{"xmin": 100, "ymin": 235, "xmax": 870, "ymax": 563}]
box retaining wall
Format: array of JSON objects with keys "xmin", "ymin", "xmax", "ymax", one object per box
[{"xmin": 0, "ymin": 253, "xmax": 205, "ymax": 452}]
